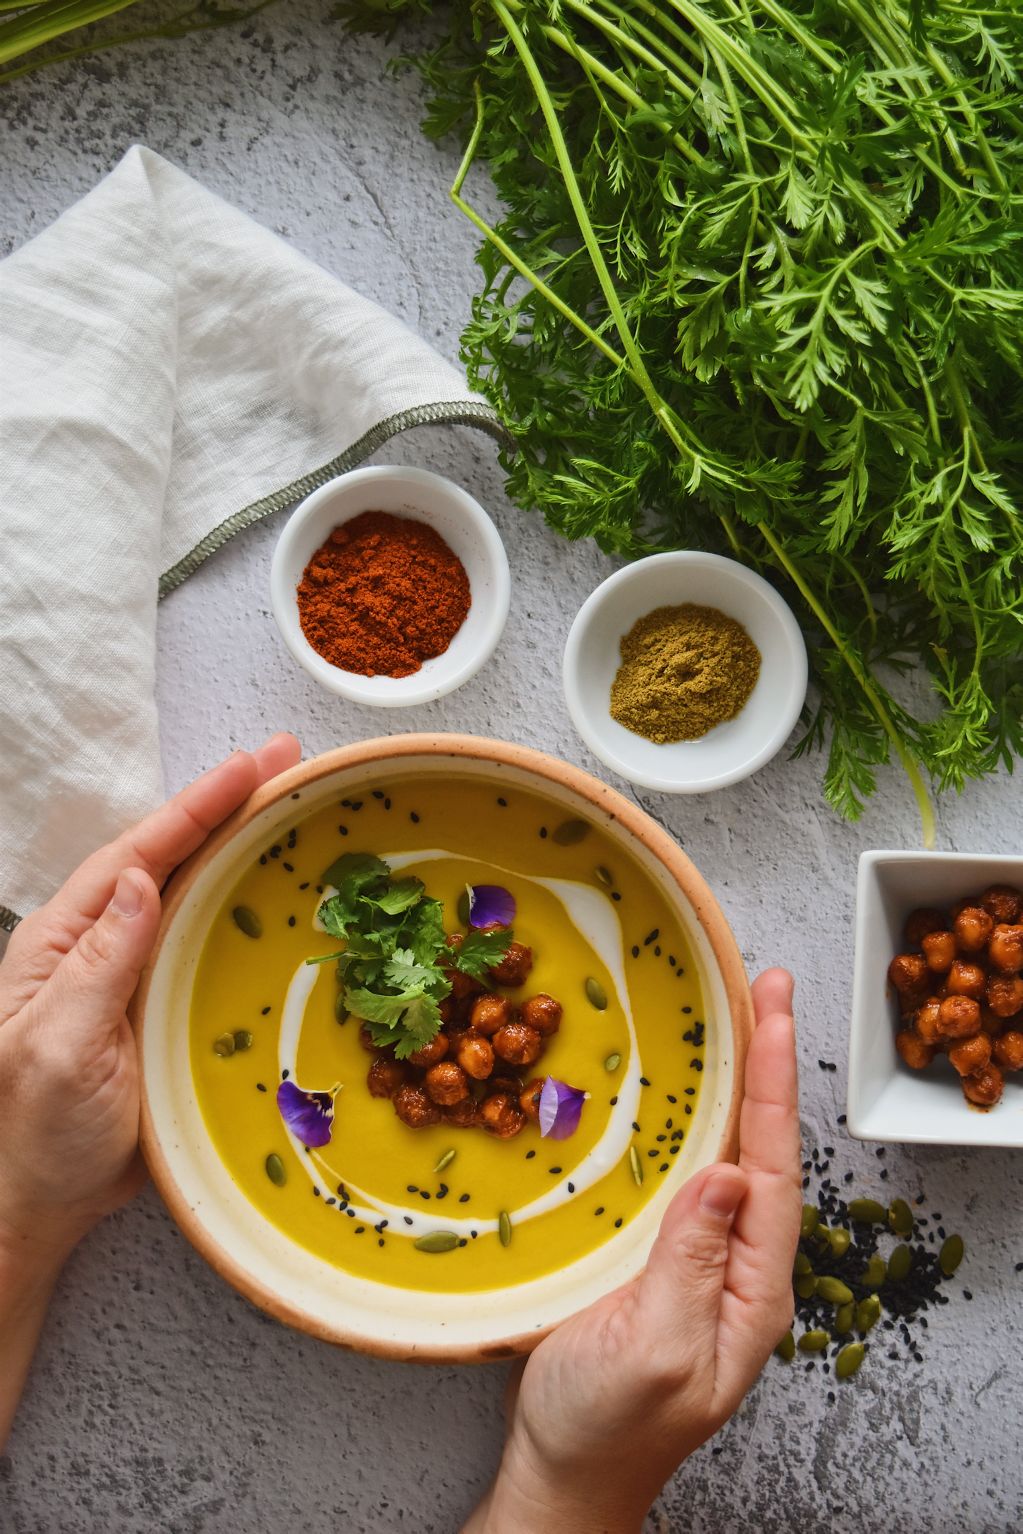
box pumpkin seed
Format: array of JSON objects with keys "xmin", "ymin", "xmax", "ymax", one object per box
[
  {"xmin": 552, "ymin": 818, "xmax": 589, "ymax": 846},
  {"xmin": 887, "ymin": 1243, "xmax": 913, "ymax": 1283},
  {"xmin": 414, "ymin": 1230, "xmax": 459, "ymax": 1254},
  {"xmin": 595, "ymin": 865, "xmax": 613, "ymax": 887},
  {"xmin": 232, "ymin": 905, "xmax": 262, "ymax": 939},
  {"xmin": 585, "ymin": 976, "xmax": 608, "ymax": 1011},
  {"xmin": 939, "ymin": 1233, "xmax": 964, "ymax": 1277},
  {"xmin": 499, "ymin": 1211, "xmax": 512, "ymax": 1247},
  {"xmin": 434, "ymin": 1148, "xmax": 456, "ymax": 1174},
  {"xmin": 861, "ymin": 1254, "xmax": 887, "ymax": 1290},
  {"xmin": 888, "ymin": 1198, "xmax": 914, "ymax": 1237},
  {"xmin": 797, "ymin": 1329, "xmax": 829, "ymax": 1353},
  {"xmin": 828, "ymin": 1227, "xmax": 852, "ymax": 1258},
  {"xmin": 799, "ymin": 1204, "xmax": 820, "ymax": 1238},
  {"xmin": 604, "ymin": 1052, "xmax": 621, "ymax": 1072},
  {"xmin": 232, "ymin": 1029, "xmax": 253, "ymax": 1052},
  {"xmin": 794, "ymin": 1274, "xmax": 817, "ymax": 1301},
  {"xmin": 774, "ymin": 1330, "xmax": 795, "ymax": 1361},
  {"xmin": 834, "ymin": 1303, "xmax": 855, "ymax": 1336},
  {"xmin": 793, "ymin": 1252, "xmax": 813, "ymax": 1276},
  {"xmin": 817, "ymin": 1276, "xmax": 854, "ymax": 1306},
  {"xmin": 265, "ymin": 1153, "xmax": 286, "ymax": 1187},
  {"xmin": 835, "ymin": 1342, "xmax": 865, "ymax": 1380},
  {"xmin": 334, "ymin": 993, "xmax": 350, "ymax": 1024},
  {"xmin": 848, "ymin": 1198, "xmax": 887, "ymax": 1224},
  {"xmin": 457, "ymin": 888, "xmax": 471, "ymax": 926},
  {"xmin": 213, "ymin": 1032, "xmax": 235, "ymax": 1058},
  {"xmin": 855, "ymin": 1294, "xmax": 882, "ymax": 1333},
  {"xmin": 629, "ymin": 1145, "xmax": 644, "ymax": 1187}
]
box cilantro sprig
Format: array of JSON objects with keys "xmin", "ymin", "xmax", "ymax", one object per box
[{"xmin": 307, "ymin": 853, "xmax": 511, "ymax": 1059}]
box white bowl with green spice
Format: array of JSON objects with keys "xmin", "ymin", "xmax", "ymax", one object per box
[{"xmin": 563, "ymin": 552, "xmax": 808, "ymax": 794}]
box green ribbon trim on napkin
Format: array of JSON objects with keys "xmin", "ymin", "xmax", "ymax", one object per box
[{"xmin": 159, "ymin": 399, "xmax": 508, "ymax": 596}]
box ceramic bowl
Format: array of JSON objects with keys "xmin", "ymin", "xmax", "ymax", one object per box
[
  {"xmin": 848, "ymin": 850, "xmax": 1023, "ymax": 1148},
  {"xmin": 269, "ymin": 465, "xmax": 510, "ymax": 706},
  {"xmin": 133, "ymin": 736, "xmax": 753, "ymax": 1362},
  {"xmin": 563, "ymin": 551, "xmax": 807, "ymax": 793}
]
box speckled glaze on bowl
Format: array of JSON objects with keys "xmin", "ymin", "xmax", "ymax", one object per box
[{"xmin": 133, "ymin": 736, "xmax": 753, "ymax": 1363}]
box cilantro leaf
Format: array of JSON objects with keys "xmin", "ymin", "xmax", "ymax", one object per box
[
  {"xmin": 384, "ymin": 947, "xmax": 450, "ymax": 993},
  {"xmin": 450, "ymin": 927, "xmax": 513, "ymax": 979},
  {"xmin": 409, "ymin": 897, "xmax": 447, "ymax": 965},
  {"xmin": 343, "ymin": 985, "xmax": 427, "ymax": 1029},
  {"xmin": 392, "ymin": 992, "xmax": 444, "ymax": 1059},
  {"xmin": 366, "ymin": 876, "xmax": 425, "ymax": 915},
  {"xmin": 321, "ymin": 852, "xmax": 390, "ymax": 890}
]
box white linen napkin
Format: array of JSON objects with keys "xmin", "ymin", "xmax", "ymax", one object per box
[{"xmin": 0, "ymin": 146, "xmax": 502, "ymax": 930}]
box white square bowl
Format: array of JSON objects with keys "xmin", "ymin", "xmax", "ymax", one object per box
[{"xmin": 848, "ymin": 850, "xmax": 1023, "ymax": 1148}]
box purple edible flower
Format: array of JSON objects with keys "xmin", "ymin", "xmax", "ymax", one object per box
[
  {"xmin": 276, "ymin": 1080, "xmax": 336, "ymax": 1148},
  {"xmin": 538, "ymin": 1077, "xmax": 588, "ymax": 1140},
  {"xmin": 468, "ymin": 883, "xmax": 516, "ymax": 929}
]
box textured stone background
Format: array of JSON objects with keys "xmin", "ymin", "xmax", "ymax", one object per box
[{"xmin": 1, "ymin": 4, "xmax": 1021, "ymax": 1531}]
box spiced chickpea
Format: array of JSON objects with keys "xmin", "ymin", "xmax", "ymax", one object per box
[
  {"xmin": 962, "ymin": 1063, "xmax": 1004, "ymax": 1107},
  {"xmin": 938, "ymin": 995, "xmax": 981, "ymax": 1038},
  {"xmin": 921, "ymin": 931, "xmax": 956, "ymax": 974},
  {"xmin": 896, "ymin": 1029, "xmax": 934, "ymax": 1070},
  {"xmin": 469, "ymin": 993, "xmax": 512, "ymax": 1036},
  {"xmin": 492, "ymin": 1021, "xmax": 544, "ymax": 1067},
  {"xmin": 993, "ymin": 1031, "xmax": 1023, "ymax": 1072},
  {"xmin": 487, "ymin": 940, "xmax": 534, "ymax": 988},
  {"xmin": 979, "ymin": 884, "xmax": 1022, "ymax": 925},
  {"xmin": 519, "ymin": 1078, "xmax": 544, "ymax": 1123},
  {"xmin": 367, "ymin": 1057, "xmax": 408, "ymax": 1099},
  {"xmin": 904, "ymin": 907, "xmax": 948, "ymax": 948},
  {"xmin": 914, "ymin": 997, "xmax": 944, "ymax": 1046},
  {"xmin": 979, "ymin": 1006, "xmax": 1003, "ymax": 1037},
  {"xmin": 520, "ymin": 993, "xmax": 563, "ymax": 1036},
  {"xmin": 424, "ymin": 1060, "xmax": 470, "ymax": 1107},
  {"xmin": 946, "ymin": 958, "xmax": 987, "ymax": 1000},
  {"xmin": 393, "ymin": 1083, "xmax": 443, "ymax": 1129},
  {"xmin": 444, "ymin": 1096, "xmax": 480, "ymax": 1129},
  {"xmin": 948, "ymin": 1032, "xmax": 991, "ymax": 1078},
  {"xmin": 952, "ymin": 906, "xmax": 994, "ymax": 955},
  {"xmin": 479, "ymin": 1091, "xmax": 526, "ymax": 1139},
  {"xmin": 989, "ymin": 925, "xmax": 1023, "ymax": 975},
  {"xmin": 887, "ymin": 953, "xmax": 929, "ymax": 997},
  {"xmin": 408, "ymin": 1033, "xmax": 449, "ymax": 1069},
  {"xmin": 454, "ymin": 1029, "xmax": 495, "ymax": 1080},
  {"xmin": 986, "ymin": 974, "xmax": 1023, "ymax": 1019}
]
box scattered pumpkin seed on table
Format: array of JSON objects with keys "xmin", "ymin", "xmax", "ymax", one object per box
[
  {"xmin": 774, "ymin": 1331, "xmax": 795, "ymax": 1362},
  {"xmin": 835, "ymin": 1343, "xmax": 866, "ymax": 1380}
]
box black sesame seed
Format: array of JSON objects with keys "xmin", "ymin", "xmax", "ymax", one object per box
[
  {"xmin": 595, "ymin": 1206, "xmax": 605, "ymax": 1216},
  {"xmin": 609, "ymin": 1095, "xmax": 618, "ymax": 1106},
  {"xmin": 670, "ymin": 1145, "xmax": 680, "ymax": 1155},
  {"xmin": 684, "ymin": 1087, "xmax": 695, "ymax": 1096},
  {"xmin": 355, "ymin": 1226, "xmax": 365, "ymax": 1235},
  {"xmin": 654, "ymin": 945, "xmax": 662, "ymax": 957},
  {"xmin": 337, "ymin": 825, "xmax": 349, "ymax": 837},
  {"xmin": 384, "ymin": 798, "xmax": 391, "ymax": 811},
  {"xmin": 640, "ymin": 1075, "xmax": 651, "ymax": 1087},
  {"xmin": 684, "ymin": 1105, "xmax": 692, "ymax": 1115},
  {"xmin": 458, "ymin": 1238, "xmax": 468, "ymax": 1248},
  {"xmin": 876, "ymin": 1147, "xmax": 886, "ymax": 1158},
  {"xmin": 290, "ymin": 792, "xmax": 300, "ymax": 800},
  {"xmin": 632, "ymin": 1120, "xmax": 641, "ymax": 1132},
  {"xmin": 668, "ymin": 955, "xmax": 676, "ymax": 967},
  {"xmin": 407, "ymin": 1184, "xmax": 418, "ymax": 1193},
  {"xmin": 693, "ymin": 1059, "xmax": 703, "ymax": 1072},
  {"xmin": 567, "ymin": 1181, "xmax": 576, "ymax": 1193},
  {"xmin": 682, "ymin": 1005, "xmax": 692, "ymax": 1015},
  {"xmin": 837, "ymin": 1114, "xmax": 847, "ymax": 1125},
  {"xmin": 281, "ymin": 1069, "xmax": 290, "ymax": 1080},
  {"xmin": 497, "ymin": 796, "xmax": 507, "ymax": 807},
  {"xmin": 283, "ymin": 862, "xmax": 294, "ymax": 873},
  {"xmin": 647, "ymin": 1149, "xmax": 658, "ymax": 1159},
  {"xmin": 963, "ymin": 1289, "xmax": 973, "ymax": 1300},
  {"xmin": 539, "ymin": 826, "xmax": 548, "ymax": 839},
  {"xmin": 410, "ymin": 811, "xmax": 420, "ymax": 823},
  {"xmin": 667, "ymin": 1094, "xmax": 677, "ymax": 1104},
  {"xmin": 287, "ymin": 915, "xmax": 296, "ymax": 928},
  {"xmin": 378, "ymin": 1239, "xmax": 385, "ymax": 1247},
  {"xmin": 404, "ymin": 1216, "xmax": 414, "ymax": 1226},
  {"xmin": 643, "ymin": 929, "xmax": 659, "ymax": 946},
  {"xmin": 269, "ymin": 845, "xmax": 281, "ymax": 858},
  {"xmin": 611, "ymin": 891, "xmax": 622, "ymax": 902},
  {"xmin": 549, "ymin": 1166, "xmax": 562, "ymax": 1175},
  {"xmin": 459, "ymin": 1193, "xmax": 470, "ymax": 1203},
  {"xmin": 659, "ymin": 1163, "xmax": 669, "ymax": 1172},
  {"xmin": 313, "ymin": 1187, "xmax": 320, "ymax": 1197},
  {"xmin": 372, "ymin": 790, "xmax": 385, "ymax": 800},
  {"xmin": 259, "ymin": 854, "xmax": 267, "ymax": 866},
  {"xmin": 614, "ymin": 1217, "xmax": 623, "ymax": 1229},
  {"xmin": 326, "ymin": 1197, "xmax": 335, "ymax": 1206},
  {"xmin": 631, "ymin": 945, "xmax": 640, "ymax": 959},
  {"xmin": 420, "ymin": 1191, "xmax": 431, "ymax": 1200},
  {"xmin": 526, "ymin": 1149, "xmax": 536, "ymax": 1160},
  {"xmin": 256, "ymin": 1082, "xmax": 267, "ymax": 1093}
]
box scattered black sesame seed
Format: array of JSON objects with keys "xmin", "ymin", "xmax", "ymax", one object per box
[
  {"xmin": 647, "ymin": 1149, "xmax": 658, "ymax": 1159},
  {"xmin": 337, "ymin": 825, "xmax": 349, "ymax": 837},
  {"xmin": 614, "ymin": 1217, "xmax": 623, "ymax": 1229},
  {"xmin": 419, "ymin": 1190, "xmax": 431, "ymax": 1201},
  {"xmin": 667, "ymin": 1094, "xmax": 677, "ymax": 1104},
  {"xmin": 611, "ymin": 891, "xmax": 622, "ymax": 902},
  {"xmin": 526, "ymin": 1149, "xmax": 536, "ymax": 1160},
  {"xmin": 549, "ymin": 1166, "xmax": 563, "ymax": 1175},
  {"xmin": 283, "ymin": 861, "xmax": 294, "ymax": 873},
  {"xmin": 372, "ymin": 790, "xmax": 385, "ymax": 800},
  {"xmin": 684, "ymin": 1087, "xmax": 695, "ymax": 1096},
  {"xmin": 654, "ymin": 945, "xmax": 662, "ymax": 957},
  {"xmin": 497, "ymin": 796, "xmax": 507, "ymax": 807},
  {"xmin": 379, "ymin": 1238, "xmax": 385, "ymax": 1247},
  {"xmin": 876, "ymin": 1147, "xmax": 886, "ymax": 1158},
  {"xmin": 963, "ymin": 1289, "xmax": 973, "ymax": 1300},
  {"xmin": 459, "ymin": 1193, "xmax": 470, "ymax": 1203},
  {"xmin": 407, "ymin": 1185, "xmax": 419, "ymax": 1194},
  {"xmin": 644, "ymin": 928, "xmax": 659, "ymax": 946},
  {"xmin": 693, "ymin": 1059, "xmax": 704, "ymax": 1072},
  {"xmin": 458, "ymin": 1238, "xmax": 468, "ymax": 1248},
  {"xmin": 384, "ymin": 798, "xmax": 391, "ymax": 810},
  {"xmin": 410, "ymin": 811, "xmax": 420, "ymax": 823},
  {"xmin": 256, "ymin": 1082, "xmax": 267, "ymax": 1093},
  {"xmin": 298, "ymin": 881, "xmax": 309, "ymax": 891},
  {"xmin": 290, "ymin": 792, "xmax": 300, "ymax": 800},
  {"xmin": 404, "ymin": 1216, "xmax": 413, "ymax": 1226},
  {"xmin": 259, "ymin": 854, "xmax": 267, "ymax": 866},
  {"xmin": 684, "ymin": 1105, "xmax": 692, "ymax": 1115},
  {"xmin": 287, "ymin": 915, "xmax": 296, "ymax": 928},
  {"xmin": 670, "ymin": 1145, "xmax": 680, "ymax": 1155},
  {"xmin": 325, "ymin": 1197, "xmax": 335, "ymax": 1206},
  {"xmin": 281, "ymin": 1069, "xmax": 290, "ymax": 1080},
  {"xmin": 631, "ymin": 944, "xmax": 641, "ymax": 959},
  {"xmin": 595, "ymin": 1206, "xmax": 605, "ymax": 1216},
  {"xmin": 659, "ymin": 1163, "xmax": 669, "ymax": 1172},
  {"xmin": 567, "ymin": 1181, "xmax": 576, "ymax": 1193},
  {"xmin": 640, "ymin": 1075, "xmax": 652, "ymax": 1087},
  {"xmin": 632, "ymin": 1120, "xmax": 641, "ymax": 1132},
  {"xmin": 313, "ymin": 1187, "xmax": 320, "ymax": 1197},
  {"xmin": 539, "ymin": 826, "xmax": 548, "ymax": 839},
  {"xmin": 355, "ymin": 1226, "xmax": 365, "ymax": 1235}
]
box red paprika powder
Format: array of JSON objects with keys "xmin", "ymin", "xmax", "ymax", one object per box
[{"xmin": 296, "ymin": 510, "xmax": 471, "ymax": 678}]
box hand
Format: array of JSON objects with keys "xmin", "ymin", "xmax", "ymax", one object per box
[
  {"xmin": 469, "ymin": 969, "xmax": 800, "ymax": 1534},
  {"xmin": 0, "ymin": 734, "xmax": 301, "ymax": 1270}
]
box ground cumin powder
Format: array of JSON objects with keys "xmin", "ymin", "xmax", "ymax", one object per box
[{"xmin": 610, "ymin": 603, "xmax": 761, "ymax": 742}]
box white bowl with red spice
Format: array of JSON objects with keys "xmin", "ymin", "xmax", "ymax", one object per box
[
  {"xmin": 563, "ymin": 551, "xmax": 808, "ymax": 793},
  {"xmin": 270, "ymin": 465, "xmax": 510, "ymax": 706}
]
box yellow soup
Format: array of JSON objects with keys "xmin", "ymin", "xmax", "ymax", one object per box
[{"xmin": 190, "ymin": 775, "xmax": 705, "ymax": 1292}]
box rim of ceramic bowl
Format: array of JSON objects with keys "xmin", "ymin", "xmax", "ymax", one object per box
[
  {"xmin": 269, "ymin": 465, "xmax": 511, "ymax": 706},
  {"xmin": 563, "ymin": 550, "xmax": 808, "ymax": 793},
  {"xmin": 133, "ymin": 735, "xmax": 753, "ymax": 1362}
]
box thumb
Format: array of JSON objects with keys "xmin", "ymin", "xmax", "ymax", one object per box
[
  {"xmin": 637, "ymin": 1163, "xmax": 748, "ymax": 1358},
  {"xmin": 40, "ymin": 869, "xmax": 161, "ymax": 1039}
]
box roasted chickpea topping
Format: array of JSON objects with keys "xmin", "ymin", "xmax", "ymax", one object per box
[
  {"xmin": 454, "ymin": 1029, "xmax": 496, "ymax": 1080},
  {"xmin": 479, "ymin": 1091, "xmax": 526, "ymax": 1139},
  {"xmin": 988, "ymin": 924, "xmax": 1023, "ymax": 975},
  {"xmin": 469, "ymin": 993, "xmax": 512, "ymax": 1036},
  {"xmin": 367, "ymin": 1057, "xmax": 408, "ymax": 1099},
  {"xmin": 962, "ymin": 1063, "xmax": 1004, "ymax": 1107},
  {"xmin": 520, "ymin": 993, "xmax": 563, "ymax": 1036},
  {"xmin": 896, "ymin": 1029, "xmax": 934, "ymax": 1070},
  {"xmin": 986, "ymin": 974, "xmax": 1023, "ymax": 1018},
  {"xmin": 937, "ymin": 995, "xmax": 981, "ymax": 1038},
  {"xmin": 393, "ymin": 1083, "xmax": 443, "ymax": 1129},
  {"xmin": 887, "ymin": 953, "xmax": 929, "ymax": 998},
  {"xmin": 407, "ymin": 1033, "xmax": 449, "ymax": 1069},
  {"xmin": 487, "ymin": 940, "xmax": 534, "ymax": 987},
  {"xmin": 979, "ymin": 884, "xmax": 1022, "ymax": 925},
  {"xmin": 952, "ymin": 906, "xmax": 994, "ymax": 954},
  {"xmin": 424, "ymin": 1060, "xmax": 470, "ymax": 1106},
  {"xmin": 914, "ymin": 997, "xmax": 944, "ymax": 1046},
  {"xmin": 492, "ymin": 1021, "xmax": 544, "ymax": 1066},
  {"xmin": 945, "ymin": 958, "xmax": 986, "ymax": 999},
  {"xmin": 444, "ymin": 1096, "xmax": 480, "ymax": 1129},
  {"xmin": 519, "ymin": 1077, "xmax": 544, "ymax": 1122},
  {"xmin": 904, "ymin": 907, "xmax": 948, "ymax": 948},
  {"xmin": 948, "ymin": 1032, "xmax": 991, "ymax": 1078},
  {"xmin": 993, "ymin": 1030, "xmax": 1023, "ymax": 1072},
  {"xmin": 921, "ymin": 931, "xmax": 956, "ymax": 973}
]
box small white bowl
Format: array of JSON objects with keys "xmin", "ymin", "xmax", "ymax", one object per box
[
  {"xmin": 563, "ymin": 551, "xmax": 807, "ymax": 793},
  {"xmin": 270, "ymin": 465, "xmax": 510, "ymax": 706},
  {"xmin": 848, "ymin": 850, "xmax": 1023, "ymax": 1148}
]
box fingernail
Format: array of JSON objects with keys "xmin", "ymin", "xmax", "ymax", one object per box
[
  {"xmin": 700, "ymin": 1171, "xmax": 745, "ymax": 1218},
  {"xmin": 110, "ymin": 870, "xmax": 144, "ymax": 918}
]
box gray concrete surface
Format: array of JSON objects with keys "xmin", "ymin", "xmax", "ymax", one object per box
[{"xmin": 1, "ymin": 4, "xmax": 1021, "ymax": 1531}]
